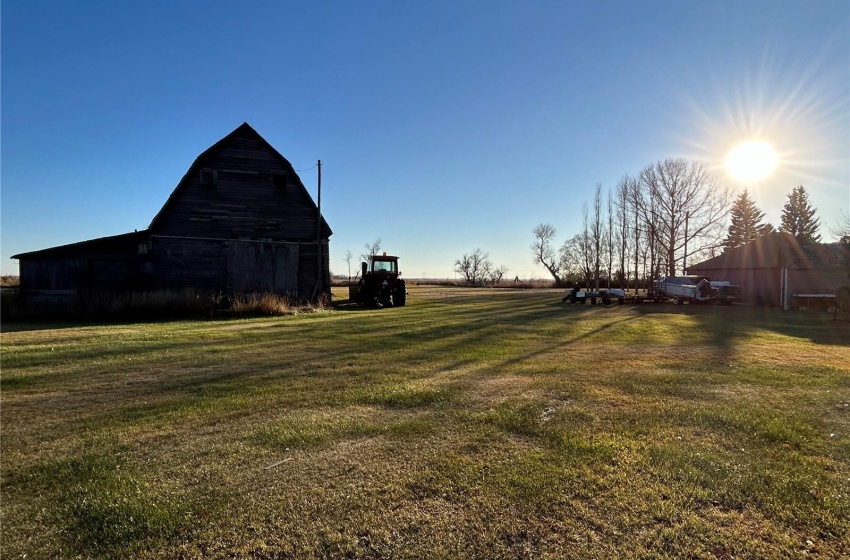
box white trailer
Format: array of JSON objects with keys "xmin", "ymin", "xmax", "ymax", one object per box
[{"xmin": 656, "ymin": 276, "xmax": 714, "ymax": 304}]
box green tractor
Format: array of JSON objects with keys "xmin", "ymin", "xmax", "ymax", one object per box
[{"xmin": 349, "ymin": 253, "xmax": 406, "ymax": 308}]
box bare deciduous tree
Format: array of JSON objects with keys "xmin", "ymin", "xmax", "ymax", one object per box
[
  {"xmin": 454, "ymin": 248, "xmax": 491, "ymax": 285},
  {"xmin": 606, "ymin": 189, "xmax": 615, "ymax": 288},
  {"xmin": 614, "ymin": 175, "xmax": 634, "ymax": 288},
  {"xmin": 579, "ymin": 201, "xmax": 593, "ymax": 287},
  {"xmin": 629, "ymin": 176, "xmax": 644, "ymax": 289},
  {"xmin": 545, "ymin": 160, "xmax": 727, "ymax": 290},
  {"xmin": 531, "ymin": 224, "xmax": 563, "ymax": 286},
  {"xmin": 558, "ymin": 233, "xmax": 586, "ymax": 285},
  {"xmin": 361, "ymin": 238, "xmax": 382, "ymax": 263},
  {"xmin": 583, "ymin": 184, "xmax": 605, "ymax": 290},
  {"xmin": 831, "ymin": 209, "xmax": 850, "ymax": 243},
  {"xmin": 488, "ymin": 264, "xmax": 508, "ymax": 284},
  {"xmin": 343, "ymin": 250, "xmax": 354, "ymax": 280},
  {"xmin": 637, "ymin": 159, "xmax": 730, "ymax": 276}
]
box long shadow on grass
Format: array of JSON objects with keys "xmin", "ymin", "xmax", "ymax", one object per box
[
  {"xmin": 6, "ymin": 292, "xmax": 577, "ymax": 433},
  {"xmin": 628, "ymin": 303, "xmax": 849, "ymax": 351},
  {"xmin": 22, "ymin": 291, "xmax": 843, "ymax": 445},
  {"xmin": 0, "ymin": 297, "xmax": 521, "ymax": 406},
  {"xmin": 1, "ymin": 315, "xmax": 220, "ymax": 333},
  {"xmin": 490, "ymin": 314, "xmax": 641, "ymax": 374}
]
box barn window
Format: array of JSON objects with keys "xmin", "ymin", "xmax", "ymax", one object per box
[
  {"xmin": 200, "ymin": 168, "xmax": 218, "ymax": 186},
  {"xmin": 137, "ymin": 241, "xmax": 151, "ymax": 255},
  {"xmin": 273, "ymin": 173, "xmax": 287, "ymax": 190}
]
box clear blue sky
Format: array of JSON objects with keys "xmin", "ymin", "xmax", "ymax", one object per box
[{"xmin": 2, "ymin": 1, "xmax": 848, "ymax": 278}]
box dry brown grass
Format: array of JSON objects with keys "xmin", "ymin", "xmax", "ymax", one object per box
[{"xmin": 1, "ymin": 289, "xmax": 332, "ymax": 322}]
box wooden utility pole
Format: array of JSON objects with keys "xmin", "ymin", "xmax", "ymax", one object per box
[{"xmin": 316, "ymin": 160, "xmax": 323, "ymax": 295}]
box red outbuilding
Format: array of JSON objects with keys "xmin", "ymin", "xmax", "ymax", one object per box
[{"xmin": 686, "ymin": 232, "xmax": 850, "ymax": 309}]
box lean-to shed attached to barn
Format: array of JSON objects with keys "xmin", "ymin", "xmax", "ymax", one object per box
[{"xmin": 12, "ymin": 123, "xmax": 332, "ymax": 303}]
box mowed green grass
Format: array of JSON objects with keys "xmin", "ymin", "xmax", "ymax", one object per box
[{"xmin": 2, "ymin": 286, "xmax": 849, "ymax": 559}]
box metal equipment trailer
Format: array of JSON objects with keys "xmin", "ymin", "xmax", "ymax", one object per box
[
  {"xmin": 562, "ymin": 287, "xmax": 626, "ymax": 305},
  {"xmin": 561, "ymin": 277, "xmax": 740, "ymax": 306}
]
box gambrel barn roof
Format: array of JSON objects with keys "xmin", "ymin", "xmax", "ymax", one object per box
[
  {"xmin": 13, "ymin": 122, "xmax": 331, "ymax": 261},
  {"xmin": 148, "ymin": 122, "xmax": 331, "ymax": 239}
]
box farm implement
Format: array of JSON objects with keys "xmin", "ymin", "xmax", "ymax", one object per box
[{"xmin": 562, "ymin": 276, "xmax": 740, "ymax": 306}]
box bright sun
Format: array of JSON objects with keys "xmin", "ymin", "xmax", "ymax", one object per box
[{"xmin": 725, "ymin": 140, "xmax": 778, "ymax": 182}]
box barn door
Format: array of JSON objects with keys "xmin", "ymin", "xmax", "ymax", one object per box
[
  {"xmin": 273, "ymin": 243, "xmax": 299, "ymax": 294},
  {"xmin": 227, "ymin": 241, "xmax": 274, "ymax": 293},
  {"xmin": 227, "ymin": 241, "xmax": 299, "ymax": 295}
]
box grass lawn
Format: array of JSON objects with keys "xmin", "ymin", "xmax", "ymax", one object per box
[{"xmin": 2, "ymin": 285, "xmax": 849, "ymax": 559}]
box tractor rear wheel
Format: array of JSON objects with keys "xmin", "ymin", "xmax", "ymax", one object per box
[{"xmin": 393, "ymin": 283, "xmax": 406, "ymax": 307}]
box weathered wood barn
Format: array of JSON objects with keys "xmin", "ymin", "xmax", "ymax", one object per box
[
  {"xmin": 686, "ymin": 232, "xmax": 850, "ymax": 309},
  {"xmin": 12, "ymin": 123, "xmax": 332, "ymax": 302}
]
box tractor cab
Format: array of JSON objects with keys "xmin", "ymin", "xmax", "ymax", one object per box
[{"xmin": 368, "ymin": 255, "xmax": 398, "ymax": 274}]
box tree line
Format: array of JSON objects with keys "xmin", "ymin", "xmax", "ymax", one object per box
[
  {"xmin": 343, "ymin": 165, "xmax": 844, "ymax": 286},
  {"xmin": 531, "ymin": 158, "xmax": 829, "ymax": 289}
]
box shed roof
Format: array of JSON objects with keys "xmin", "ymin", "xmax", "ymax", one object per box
[
  {"xmin": 688, "ymin": 232, "xmax": 850, "ymax": 272},
  {"xmin": 12, "ymin": 231, "xmax": 145, "ymax": 260}
]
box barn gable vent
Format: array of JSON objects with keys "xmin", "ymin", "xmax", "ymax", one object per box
[{"xmin": 200, "ymin": 168, "xmax": 218, "ymax": 186}]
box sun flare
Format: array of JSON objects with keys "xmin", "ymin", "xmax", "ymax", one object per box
[{"xmin": 725, "ymin": 140, "xmax": 778, "ymax": 182}]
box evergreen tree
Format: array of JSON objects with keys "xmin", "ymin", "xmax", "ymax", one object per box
[
  {"xmin": 779, "ymin": 185, "xmax": 821, "ymax": 243},
  {"xmin": 724, "ymin": 190, "xmax": 772, "ymax": 250}
]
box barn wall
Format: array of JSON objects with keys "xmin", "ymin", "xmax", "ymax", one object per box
[
  {"xmin": 149, "ymin": 237, "xmax": 227, "ymax": 292},
  {"xmin": 88, "ymin": 255, "xmax": 141, "ymax": 291},
  {"xmin": 788, "ymin": 269, "xmax": 850, "ymax": 296},
  {"xmin": 690, "ymin": 268, "xmax": 782, "ymax": 306},
  {"xmin": 19, "ymin": 251, "xmax": 140, "ymax": 299},
  {"xmin": 738, "ymin": 269, "xmax": 782, "ymax": 306},
  {"xmin": 19, "ymin": 258, "xmax": 89, "ymax": 292},
  {"xmin": 689, "ymin": 266, "xmax": 850, "ymax": 307},
  {"xmin": 149, "ymin": 236, "xmax": 327, "ymax": 298},
  {"xmin": 294, "ymin": 241, "xmax": 330, "ymax": 299}
]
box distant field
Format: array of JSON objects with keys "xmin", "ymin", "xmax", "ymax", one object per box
[{"xmin": 2, "ymin": 286, "xmax": 849, "ymax": 559}]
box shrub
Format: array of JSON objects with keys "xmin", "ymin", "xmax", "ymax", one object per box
[{"xmin": 228, "ymin": 292, "xmax": 295, "ymax": 317}]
